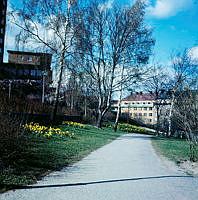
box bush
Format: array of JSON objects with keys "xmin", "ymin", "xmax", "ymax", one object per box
[
  {"xmin": 0, "ymin": 114, "xmax": 26, "ymax": 171},
  {"xmin": 104, "ymin": 122, "xmax": 154, "ymax": 135}
]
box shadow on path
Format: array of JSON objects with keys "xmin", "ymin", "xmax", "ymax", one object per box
[{"xmin": 10, "ymin": 175, "xmax": 194, "ymax": 190}]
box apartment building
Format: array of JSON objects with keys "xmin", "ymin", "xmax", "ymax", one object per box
[
  {"xmin": 0, "ymin": 0, "xmax": 7, "ymax": 63},
  {"xmin": 112, "ymin": 92, "xmax": 157, "ymax": 124},
  {"xmin": 0, "ymin": 50, "xmax": 52, "ymax": 84}
]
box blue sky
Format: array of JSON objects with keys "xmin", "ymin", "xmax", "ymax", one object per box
[{"xmin": 4, "ymin": 0, "xmax": 198, "ymax": 65}]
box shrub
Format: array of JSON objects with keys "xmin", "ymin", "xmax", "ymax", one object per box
[
  {"xmin": 104, "ymin": 122, "xmax": 154, "ymax": 135},
  {"xmin": 0, "ymin": 114, "xmax": 26, "ymax": 171}
]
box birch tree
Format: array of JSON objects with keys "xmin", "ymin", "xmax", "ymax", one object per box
[
  {"xmin": 9, "ymin": 0, "xmax": 82, "ymax": 122},
  {"xmin": 76, "ymin": 0, "xmax": 154, "ymax": 128},
  {"xmin": 168, "ymin": 50, "xmax": 198, "ymax": 136}
]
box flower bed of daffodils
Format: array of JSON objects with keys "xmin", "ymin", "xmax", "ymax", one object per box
[
  {"xmin": 22, "ymin": 121, "xmax": 86, "ymax": 138},
  {"xmin": 104, "ymin": 122, "xmax": 153, "ymax": 134}
]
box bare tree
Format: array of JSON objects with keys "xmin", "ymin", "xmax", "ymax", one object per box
[
  {"xmin": 9, "ymin": 0, "xmax": 82, "ymax": 122},
  {"xmin": 143, "ymin": 64, "xmax": 170, "ymax": 135},
  {"xmin": 76, "ymin": 0, "xmax": 154, "ymax": 128},
  {"xmin": 174, "ymin": 88, "xmax": 198, "ymax": 161},
  {"xmin": 167, "ymin": 50, "xmax": 198, "ymax": 136}
]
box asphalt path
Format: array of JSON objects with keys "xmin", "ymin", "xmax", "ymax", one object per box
[{"xmin": 1, "ymin": 134, "xmax": 198, "ymax": 200}]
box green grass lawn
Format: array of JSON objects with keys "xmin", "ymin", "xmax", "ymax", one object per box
[
  {"xmin": 151, "ymin": 137, "xmax": 198, "ymax": 163},
  {"xmin": 0, "ymin": 125, "xmax": 123, "ymax": 190}
]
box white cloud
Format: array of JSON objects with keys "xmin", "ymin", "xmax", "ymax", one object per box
[
  {"xmin": 99, "ymin": 0, "xmax": 114, "ymax": 11},
  {"xmin": 188, "ymin": 46, "xmax": 198, "ymax": 61},
  {"xmin": 147, "ymin": 0, "xmax": 193, "ymax": 18}
]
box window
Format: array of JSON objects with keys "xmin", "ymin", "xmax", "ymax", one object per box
[
  {"xmin": 139, "ymin": 113, "xmax": 142, "ymax": 116},
  {"xmin": 148, "ymin": 102, "xmax": 151, "ymax": 104},
  {"xmin": 18, "ymin": 69, "xmax": 23, "ymax": 76},
  {"xmin": 143, "ymin": 102, "xmax": 145, "ymax": 104},
  {"xmin": 28, "ymin": 56, "xmax": 32, "ymax": 61},
  {"xmin": 1, "ymin": 19, "xmax": 4, "ymax": 25},
  {"xmin": 149, "ymin": 113, "xmax": 152, "ymax": 116},
  {"xmin": 20, "ymin": 56, "xmax": 24, "ymax": 61},
  {"xmin": 36, "ymin": 70, "xmax": 42, "ymax": 77},
  {"xmin": 30, "ymin": 69, "xmax": 36, "ymax": 76},
  {"xmin": 0, "ymin": 28, "xmax": 3, "ymax": 34},
  {"xmin": 144, "ymin": 113, "xmax": 147, "ymax": 116},
  {"xmin": 0, "ymin": 48, "xmax": 2, "ymax": 53},
  {"xmin": 0, "ymin": 38, "xmax": 3, "ymax": 44},
  {"xmin": 144, "ymin": 107, "xmax": 147, "ymax": 111},
  {"xmin": 149, "ymin": 107, "xmax": 153, "ymax": 110},
  {"xmin": 10, "ymin": 69, "xmax": 16, "ymax": 75},
  {"xmin": 2, "ymin": 10, "xmax": 5, "ymax": 16},
  {"xmin": 149, "ymin": 119, "xmax": 152, "ymax": 122},
  {"xmin": 24, "ymin": 69, "xmax": 29, "ymax": 76},
  {"xmin": 134, "ymin": 107, "xmax": 137, "ymax": 111},
  {"xmin": 138, "ymin": 107, "xmax": 142, "ymax": 111}
]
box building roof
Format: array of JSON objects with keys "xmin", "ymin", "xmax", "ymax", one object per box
[
  {"xmin": 122, "ymin": 93, "xmax": 156, "ymax": 101},
  {"xmin": 7, "ymin": 50, "xmax": 52, "ymax": 57}
]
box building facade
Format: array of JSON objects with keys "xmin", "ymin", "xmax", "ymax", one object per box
[
  {"xmin": 0, "ymin": 50, "xmax": 52, "ymax": 84},
  {"xmin": 112, "ymin": 92, "xmax": 157, "ymax": 125},
  {"xmin": 0, "ymin": 0, "xmax": 7, "ymax": 63}
]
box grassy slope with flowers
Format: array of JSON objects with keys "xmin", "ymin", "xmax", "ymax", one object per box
[
  {"xmin": 0, "ymin": 122, "xmax": 124, "ymax": 190},
  {"xmin": 0, "ymin": 121, "xmax": 153, "ymax": 192}
]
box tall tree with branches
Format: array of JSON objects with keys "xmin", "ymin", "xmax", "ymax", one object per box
[
  {"xmin": 76, "ymin": 0, "xmax": 154, "ymax": 128},
  {"xmin": 9, "ymin": 0, "xmax": 82, "ymax": 122}
]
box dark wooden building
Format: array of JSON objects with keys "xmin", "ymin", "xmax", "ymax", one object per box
[{"xmin": 0, "ymin": 0, "xmax": 7, "ymax": 63}]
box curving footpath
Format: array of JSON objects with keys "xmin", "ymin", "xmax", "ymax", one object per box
[{"xmin": 1, "ymin": 134, "xmax": 198, "ymax": 200}]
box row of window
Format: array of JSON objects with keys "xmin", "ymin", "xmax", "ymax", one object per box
[
  {"xmin": 129, "ymin": 107, "xmax": 153, "ymax": 111},
  {"xmin": 19, "ymin": 55, "xmax": 33, "ymax": 62},
  {"xmin": 7, "ymin": 69, "xmax": 44, "ymax": 77},
  {"xmin": 132, "ymin": 113, "xmax": 153, "ymax": 117},
  {"xmin": 125, "ymin": 102, "xmax": 152, "ymax": 105}
]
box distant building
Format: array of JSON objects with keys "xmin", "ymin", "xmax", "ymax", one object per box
[
  {"xmin": 112, "ymin": 92, "xmax": 157, "ymax": 125},
  {"xmin": 0, "ymin": 0, "xmax": 7, "ymax": 63}
]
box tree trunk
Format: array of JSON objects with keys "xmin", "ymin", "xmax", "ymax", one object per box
[
  {"xmin": 50, "ymin": 52, "xmax": 65, "ymax": 123},
  {"xmin": 96, "ymin": 111, "xmax": 102, "ymax": 128},
  {"xmin": 84, "ymin": 96, "xmax": 87, "ymax": 119},
  {"xmin": 167, "ymin": 96, "xmax": 174, "ymax": 137},
  {"xmin": 114, "ymin": 104, "xmax": 121, "ymax": 132},
  {"xmin": 156, "ymin": 105, "xmax": 160, "ymax": 136},
  {"xmin": 114, "ymin": 65, "xmax": 124, "ymax": 132}
]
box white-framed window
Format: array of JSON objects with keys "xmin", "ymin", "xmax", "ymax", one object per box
[
  {"xmin": 149, "ymin": 113, "xmax": 152, "ymax": 116},
  {"xmin": 28, "ymin": 56, "xmax": 32, "ymax": 61},
  {"xmin": 144, "ymin": 113, "xmax": 147, "ymax": 116}
]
